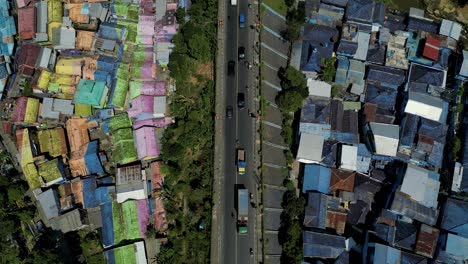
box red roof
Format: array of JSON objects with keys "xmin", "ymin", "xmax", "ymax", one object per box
[{"xmin": 423, "ymin": 36, "xmax": 441, "ymax": 61}]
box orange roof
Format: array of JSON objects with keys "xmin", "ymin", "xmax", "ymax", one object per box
[
  {"xmin": 69, "ymin": 157, "xmax": 87, "ymax": 177},
  {"xmin": 76, "ymin": 31, "xmax": 95, "ymax": 51},
  {"xmin": 66, "ymin": 117, "xmax": 90, "ymax": 153},
  {"xmin": 68, "ymin": 3, "xmax": 89, "ymax": 24},
  {"xmin": 151, "ymin": 161, "xmax": 163, "ymax": 191},
  {"xmin": 154, "ymin": 197, "xmax": 167, "ymax": 231},
  {"xmin": 71, "ymin": 180, "xmax": 84, "ymax": 205},
  {"xmin": 326, "ymin": 211, "xmax": 347, "ymax": 234},
  {"xmin": 330, "ymin": 169, "xmax": 356, "ymax": 193}
]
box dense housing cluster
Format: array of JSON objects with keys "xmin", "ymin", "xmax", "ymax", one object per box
[
  {"xmin": 0, "ymin": 0, "xmax": 182, "ymax": 262},
  {"xmin": 290, "ymin": 0, "xmax": 468, "ymax": 262}
]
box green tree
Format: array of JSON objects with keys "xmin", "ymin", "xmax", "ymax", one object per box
[
  {"xmin": 321, "ymin": 57, "xmax": 336, "ymax": 83},
  {"xmin": 276, "ymin": 90, "xmax": 305, "ymax": 113},
  {"xmin": 7, "ymin": 184, "xmax": 27, "ymax": 204},
  {"xmin": 187, "ymin": 34, "xmax": 212, "ymax": 61}
]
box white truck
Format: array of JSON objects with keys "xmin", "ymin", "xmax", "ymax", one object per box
[{"xmin": 231, "ymin": 0, "xmax": 237, "ymax": 5}]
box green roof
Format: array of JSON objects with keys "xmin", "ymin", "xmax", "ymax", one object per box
[
  {"xmin": 112, "ymin": 201, "xmax": 141, "ymax": 244},
  {"xmin": 109, "ymin": 114, "xmax": 137, "ymax": 164},
  {"xmin": 74, "ymin": 79, "xmax": 108, "ymax": 108},
  {"xmin": 38, "ymin": 159, "xmax": 63, "ymax": 184},
  {"xmin": 109, "ymin": 114, "xmax": 132, "ymax": 132}
]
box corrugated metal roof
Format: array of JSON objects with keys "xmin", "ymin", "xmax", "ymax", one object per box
[
  {"xmin": 407, "ymin": 17, "xmax": 439, "ymax": 34},
  {"xmin": 330, "ymin": 169, "xmax": 355, "ymax": 192},
  {"xmin": 303, "ymin": 231, "xmax": 346, "ymax": 258},
  {"xmin": 303, "ymin": 164, "xmax": 331, "ymax": 193},
  {"xmin": 423, "ymin": 36, "xmax": 440, "ymax": 61},
  {"xmin": 304, "ymin": 192, "xmax": 327, "ymax": 228},
  {"xmin": 440, "ymin": 19, "xmax": 462, "ymax": 40},
  {"xmin": 37, "ymin": 189, "xmax": 60, "ymax": 220},
  {"xmin": 390, "ymin": 191, "xmax": 438, "ymax": 226},
  {"xmin": 440, "ymin": 198, "xmax": 468, "ymax": 238},
  {"xmin": 346, "ymin": 0, "xmax": 375, "ymax": 23},
  {"xmin": 415, "ymin": 224, "xmax": 439, "ymax": 258}
]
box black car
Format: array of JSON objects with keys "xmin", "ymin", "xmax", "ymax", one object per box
[
  {"xmin": 226, "ymin": 106, "xmax": 233, "ymax": 118},
  {"xmin": 238, "ymin": 47, "xmax": 245, "ymax": 60},
  {"xmin": 228, "ymin": 61, "xmax": 235, "ymax": 76},
  {"xmin": 237, "ymin": 93, "xmax": 245, "ymax": 109}
]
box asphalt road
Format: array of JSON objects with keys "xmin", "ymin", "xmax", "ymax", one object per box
[{"xmin": 222, "ymin": 1, "xmax": 257, "ymax": 263}]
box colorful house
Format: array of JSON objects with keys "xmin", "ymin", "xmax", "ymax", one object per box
[
  {"xmin": 74, "ymin": 79, "xmax": 109, "ymax": 108},
  {"xmin": 69, "ymin": 140, "xmax": 105, "ymax": 177},
  {"xmin": 37, "ymin": 127, "xmax": 68, "ymax": 157},
  {"xmin": 11, "ymin": 97, "xmax": 39, "ymax": 124},
  {"xmin": 134, "ymin": 126, "xmax": 159, "ymax": 160}
]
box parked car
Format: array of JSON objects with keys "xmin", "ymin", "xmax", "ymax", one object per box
[{"xmin": 239, "ymin": 13, "xmax": 246, "ymax": 28}]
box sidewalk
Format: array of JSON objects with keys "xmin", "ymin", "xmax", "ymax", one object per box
[{"xmin": 210, "ymin": 0, "xmax": 227, "ymax": 263}]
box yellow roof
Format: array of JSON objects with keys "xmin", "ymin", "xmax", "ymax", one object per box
[
  {"xmin": 74, "ymin": 103, "xmax": 92, "ymax": 117},
  {"xmin": 51, "ymin": 73, "xmax": 76, "ymax": 85},
  {"xmin": 47, "ymin": 22, "xmax": 61, "ymax": 42},
  {"xmin": 37, "ymin": 71, "xmax": 52, "ymax": 90},
  {"xmin": 55, "ymin": 58, "xmax": 83, "ymax": 76},
  {"xmin": 22, "ymin": 163, "xmax": 41, "ymax": 189},
  {"xmin": 48, "ymin": 0, "xmax": 63, "ymax": 23},
  {"xmin": 24, "ymin": 98, "xmax": 39, "ymax": 123}
]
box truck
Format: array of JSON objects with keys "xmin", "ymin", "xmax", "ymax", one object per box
[
  {"xmin": 231, "ymin": 0, "xmax": 236, "ymax": 5},
  {"xmin": 239, "ymin": 13, "xmax": 246, "ymax": 28},
  {"xmin": 237, "ymin": 148, "xmax": 246, "ymax": 175},
  {"xmin": 237, "ymin": 188, "xmax": 248, "ymax": 234}
]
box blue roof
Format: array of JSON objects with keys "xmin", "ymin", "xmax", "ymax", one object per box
[
  {"xmin": 407, "ymin": 17, "xmax": 439, "ymax": 34},
  {"xmin": 303, "ymin": 164, "xmax": 331, "ymax": 193},
  {"xmin": 100, "ymin": 202, "xmax": 114, "ymax": 247},
  {"xmin": 441, "ymin": 198, "xmax": 468, "ymax": 238},
  {"xmin": 367, "ymin": 65, "xmax": 406, "ymax": 88},
  {"xmin": 346, "ymin": 0, "xmax": 375, "ymax": 23},
  {"xmin": 303, "ymin": 231, "xmax": 346, "ymax": 258},
  {"xmin": 408, "ymin": 63, "xmax": 445, "ymax": 87},
  {"xmin": 304, "ymin": 192, "xmax": 327, "ymax": 228},
  {"xmin": 83, "ymin": 177, "xmax": 98, "ymax": 208},
  {"xmin": 322, "ymin": 0, "xmax": 348, "ymax": 7},
  {"xmin": 337, "ymin": 40, "xmax": 358, "ymax": 57},
  {"xmin": 85, "ymin": 141, "xmax": 105, "ymax": 175},
  {"xmin": 400, "ymin": 114, "xmax": 419, "ymax": 147},
  {"xmin": 364, "ymin": 84, "xmax": 397, "ymax": 111},
  {"xmin": 335, "ymin": 58, "xmax": 349, "ymax": 85}
]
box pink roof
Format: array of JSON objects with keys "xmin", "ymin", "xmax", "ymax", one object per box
[
  {"xmin": 18, "ymin": 6, "xmax": 36, "ymax": 40},
  {"xmin": 139, "ymin": 81, "xmax": 166, "ymax": 96},
  {"xmin": 12, "ymin": 97, "xmax": 28, "ymax": 123},
  {"xmin": 167, "ymin": 3, "xmax": 178, "ymax": 10},
  {"xmin": 128, "ymin": 95, "xmax": 154, "ymax": 118},
  {"xmin": 134, "ymin": 126, "xmax": 159, "ymax": 159},
  {"xmin": 16, "ymin": 0, "xmax": 32, "ymax": 8},
  {"xmin": 137, "ymin": 199, "xmax": 150, "ymax": 237},
  {"xmin": 132, "ymin": 117, "xmax": 173, "ymax": 130},
  {"xmin": 138, "ymin": 16, "xmax": 155, "ymax": 35},
  {"xmin": 140, "ymin": 61, "xmax": 155, "ymax": 79}
]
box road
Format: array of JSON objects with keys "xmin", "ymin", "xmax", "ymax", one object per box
[{"xmin": 222, "ymin": 0, "xmax": 258, "ymax": 263}]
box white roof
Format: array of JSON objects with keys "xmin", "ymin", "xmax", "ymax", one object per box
[
  {"xmin": 409, "ymin": 7, "xmax": 425, "ymax": 19},
  {"xmin": 400, "ymin": 164, "xmax": 440, "ymax": 208},
  {"xmin": 135, "ymin": 241, "xmax": 148, "ymax": 264},
  {"xmin": 452, "ymin": 162, "xmax": 463, "ymax": 192},
  {"xmin": 440, "ymin": 19, "xmax": 462, "ymax": 41},
  {"xmin": 354, "ymin": 32, "xmax": 370, "ymax": 61},
  {"xmin": 460, "ymin": 50, "xmax": 468, "ymax": 78},
  {"xmin": 153, "ymin": 96, "xmax": 167, "ymax": 117},
  {"xmin": 404, "ymin": 91, "xmax": 447, "ymax": 123},
  {"xmin": 370, "ymin": 122, "xmax": 399, "ymax": 157},
  {"xmin": 307, "ymin": 79, "xmax": 331, "ymax": 98},
  {"xmin": 374, "ymin": 244, "xmax": 401, "ymax": 264},
  {"xmin": 341, "ymin": 145, "xmax": 357, "ymax": 171},
  {"xmin": 297, "ymin": 133, "xmax": 324, "ymax": 164},
  {"xmin": 116, "ymin": 182, "xmax": 147, "ymax": 203}
]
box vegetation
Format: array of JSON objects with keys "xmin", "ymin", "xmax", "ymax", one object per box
[
  {"xmin": 276, "ymin": 66, "xmax": 308, "ymax": 113},
  {"xmin": 0, "ymin": 151, "xmax": 87, "ymax": 263},
  {"xmin": 279, "ymin": 180, "xmax": 305, "ymax": 264},
  {"xmin": 156, "ymin": 0, "xmax": 217, "ymax": 263},
  {"xmin": 321, "ymin": 57, "xmax": 336, "ymax": 83},
  {"xmin": 283, "ymin": 4, "xmax": 306, "ymax": 41},
  {"xmin": 453, "ymin": 135, "xmax": 462, "ymax": 161},
  {"xmin": 263, "ymin": 0, "xmax": 288, "ymax": 17}
]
